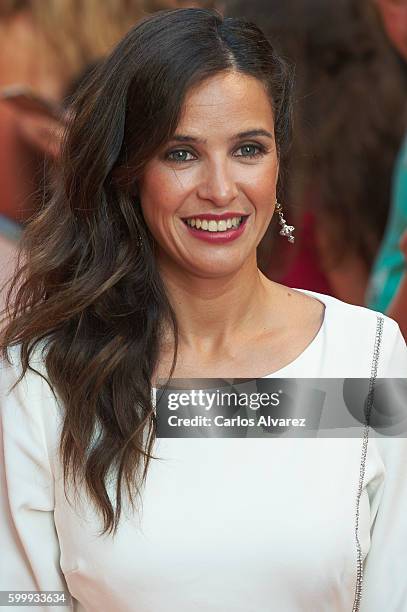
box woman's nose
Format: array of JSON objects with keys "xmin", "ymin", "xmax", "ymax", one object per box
[{"xmin": 196, "ymin": 160, "xmax": 239, "ymax": 207}]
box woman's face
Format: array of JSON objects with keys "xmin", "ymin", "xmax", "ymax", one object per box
[{"xmin": 138, "ymin": 71, "xmax": 279, "ymax": 279}]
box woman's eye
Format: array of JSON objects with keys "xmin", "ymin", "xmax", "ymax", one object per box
[
  {"xmin": 166, "ymin": 150, "xmax": 196, "ymax": 163},
  {"xmin": 234, "ymin": 144, "xmax": 264, "ymax": 158}
]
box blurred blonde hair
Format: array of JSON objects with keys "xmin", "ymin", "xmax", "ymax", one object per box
[
  {"xmin": 0, "ymin": 0, "xmax": 144, "ymax": 88},
  {"xmin": 30, "ymin": 0, "xmax": 144, "ymax": 78}
]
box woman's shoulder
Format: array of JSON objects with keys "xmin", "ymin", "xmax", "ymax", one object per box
[
  {"xmin": 294, "ymin": 288, "xmax": 407, "ymax": 377},
  {"xmin": 0, "ymin": 341, "xmax": 63, "ymax": 446},
  {"xmin": 298, "ymin": 287, "xmax": 399, "ymax": 331},
  {"xmin": 0, "ymin": 342, "xmax": 60, "ymax": 523},
  {"xmin": 1, "ymin": 340, "xmax": 50, "ymax": 391}
]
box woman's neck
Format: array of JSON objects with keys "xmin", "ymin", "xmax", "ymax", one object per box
[{"xmin": 158, "ymin": 254, "xmax": 276, "ymax": 355}]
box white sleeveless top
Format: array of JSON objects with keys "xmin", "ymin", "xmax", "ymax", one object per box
[{"xmin": 1, "ymin": 289, "xmax": 407, "ymax": 612}]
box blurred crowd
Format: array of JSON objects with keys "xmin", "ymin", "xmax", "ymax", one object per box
[{"xmin": 1, "ymin": 0, "xmax": 407, "ymax": 337}]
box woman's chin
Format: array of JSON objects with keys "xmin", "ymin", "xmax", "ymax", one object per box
[{"xmin": 183, "ymin": 260, "xmax": 250, "ymax": 280}]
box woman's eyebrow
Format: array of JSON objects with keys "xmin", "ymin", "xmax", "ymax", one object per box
[
  {"xmin": 235, "ymin": 129, "xmax": 274, "ymax": 140},
  {"xmin": 168, "ymin": 129, "xmax": 274, "ymax": 144},
  {"xmin": 170, "ymin": 134, "xmax": 205, "ymax": 143}
]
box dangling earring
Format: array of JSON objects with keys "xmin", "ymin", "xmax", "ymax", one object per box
[{"xmin": 275, "ymin": 200, "xmax": 295, "ymax": 243}]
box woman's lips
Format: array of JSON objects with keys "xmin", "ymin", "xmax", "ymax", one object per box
[{"xmin": 182, "ymin": 215, "xmax": 250, "ymax": 244}]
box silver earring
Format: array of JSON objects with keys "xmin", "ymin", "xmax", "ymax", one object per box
[{"xmin": 275, "ymin": 200, "xmax": 295, "ymax": 243}]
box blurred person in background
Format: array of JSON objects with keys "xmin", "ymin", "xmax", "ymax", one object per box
[
  {"xmin": 387, "ymin": 230, "xmax": 407, "ymax": 337},
  {"xmin": 0, "ymin": 0, "xmax": 145, "ymax": 226},
  {"xmin": 366, "ymin": 0, "xmax": 407, "ymax": 338},
  {"xmin": 0, "ymin": 0, "xmax": 216, "ymax": 315},
  {"xmin": 226, "ymin": 0, "xmax": 407, "ymax": 305},
  {"xmin": 0, "ymin": 0, "xmax": 219, "ymax": 226},
  {"xmin": 0, "ymin": 0, "xmax": 144, "ymax": 312}
]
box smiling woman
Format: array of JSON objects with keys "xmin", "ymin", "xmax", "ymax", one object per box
[
  {"xmin": 139, "ymin": 72, "xmax": 280, "ymax": 270},
  {"xmin": 0, "ymin": 7, "xmax": 407, "ymax": 612}
]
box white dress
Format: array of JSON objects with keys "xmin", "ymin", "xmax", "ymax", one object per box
[{"xmin": 1, "ymin": 289, "xmax": 407, "ymax": 612}]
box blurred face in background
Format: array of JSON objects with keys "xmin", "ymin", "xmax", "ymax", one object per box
[{"xmin": 376, "ymin": 0, "xmax": 407, "ymax": 60}]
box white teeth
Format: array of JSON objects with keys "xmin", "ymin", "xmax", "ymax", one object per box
[{"xmin": 185, "ymin": 216, "xmax": 245, "ymax": 232}]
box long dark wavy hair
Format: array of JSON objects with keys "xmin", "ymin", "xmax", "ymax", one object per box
[{"xmin": 0, "ymin": 8, "xmax": 293, "ymax": 535}]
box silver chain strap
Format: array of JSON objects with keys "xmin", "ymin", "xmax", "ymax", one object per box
[{"xmin": 352, "ymin": 315, "xmax": 384, "ymax": 611}]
